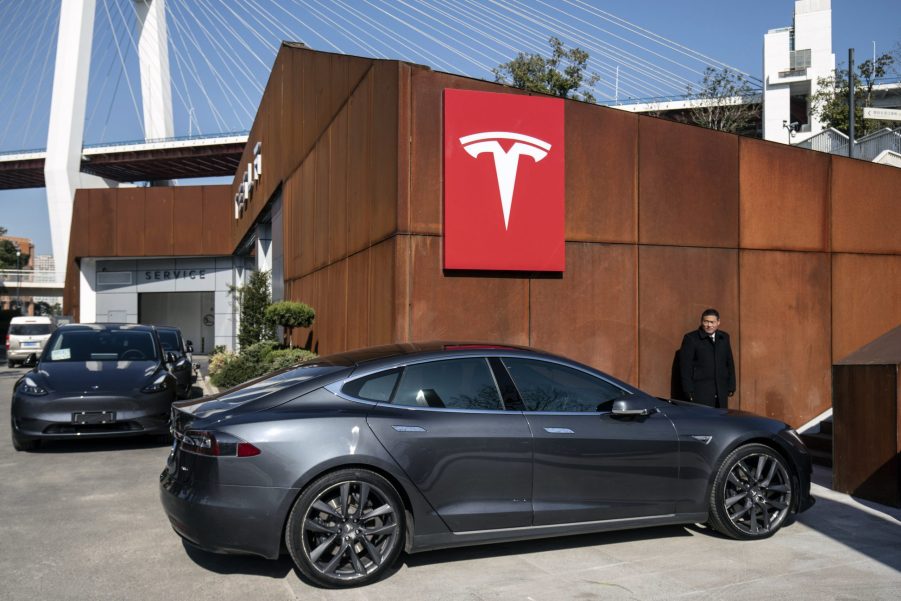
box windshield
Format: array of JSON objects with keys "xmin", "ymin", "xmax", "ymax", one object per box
[
  {"xmin": 43, "ymin": 329, "xmax": 159, "ymax": 362},
  {"xmin": 10, "ymin": 324, "xmax": 52, "ymax": 336},
  {"xmin": 157, "ymin": 330, "xmax": 180, "ymax": 352}
]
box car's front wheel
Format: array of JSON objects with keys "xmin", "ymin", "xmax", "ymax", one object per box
[
  {"xmin": 708, "ymin": 443, "xmax": 794, "ymax": 539},
  {"xmin": 285, "ymin": 468, "xmax": 405, "ymax": 588}
]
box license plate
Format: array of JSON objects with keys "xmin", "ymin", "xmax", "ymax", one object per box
[
  {"xmin": 22, "ymin": 342, "xmax": 39, "ymax": 348},
  {"xmin": 72, "ymin": 411, "xmax": 116, "ymax": 425}
]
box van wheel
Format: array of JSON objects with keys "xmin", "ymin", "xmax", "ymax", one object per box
[{"xmin": 7, "ymin": 359, "xmax": 15, "ymax": 368}]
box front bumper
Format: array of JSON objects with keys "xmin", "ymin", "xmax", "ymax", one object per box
[
  {"xmin": 159, "ymin": 462, "xmax": 296, "ymax": 559},
  {"xmin": 11, "ymin": 391, "xmax": 174, "ymax": 440}
]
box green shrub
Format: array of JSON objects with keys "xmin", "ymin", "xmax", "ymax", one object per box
[
  {"xmin": 264, "ymin": 301, "xmax": 315, "ymax": 347},
  {"xmin": 235, "ymin": 270, "xmax": 275, "ymax": 350},
  {"xmin": 210, "ymin": 345, "xmax": 227, "ymax": 357},
  {"xmin": 268, "ymin": 348, "xmax": 317, "ymax": 371},
  {"xmin": 207, "ymin": 350, "xmax": 236, "ymax": 378},
  {"xmin": 209, "ymin": 340, "xmax": 317, "ymax": 389}
]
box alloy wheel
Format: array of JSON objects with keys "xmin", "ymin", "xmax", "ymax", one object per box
[
  {"xmin": 722, "ymin": 452, "xmax": 792, "ymax": 536},
  {"xmin": 301, "ymin": 479, "xmax": 400, "ymax": 583}
]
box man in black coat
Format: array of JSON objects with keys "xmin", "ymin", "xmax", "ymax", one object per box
[{"xmin": 679, "ymin": 308, "xmax": 736, "ymax": 408}]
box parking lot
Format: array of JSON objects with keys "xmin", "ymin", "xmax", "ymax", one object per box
[{"xmin": 1, "ymin": 360, "xmax": 899, "ymax": 601}]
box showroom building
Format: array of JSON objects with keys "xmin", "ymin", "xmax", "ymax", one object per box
[{"xmin": 64, "ymin": 43, "xmax": 901, "ymax": 429}]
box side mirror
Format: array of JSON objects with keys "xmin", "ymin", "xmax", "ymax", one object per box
[
  {"xmin": 611, "ymin": 399, "xmax": 650, "ymax": 417},
  {"xmin": 185, "ymin": 341, "xmax": 194, "ymax": 353}
]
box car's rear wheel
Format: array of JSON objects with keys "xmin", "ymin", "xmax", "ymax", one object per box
[
  {"xmin": 7, "ymin": 359, "xmax": 15, "ymax": 368},
  {"xmin": 285, "ymin": 468, "xmax": 405, "ymax": 588},
  {"xmin": 708, "ymin": 443, "xmax": 794, "ymax": 539}
]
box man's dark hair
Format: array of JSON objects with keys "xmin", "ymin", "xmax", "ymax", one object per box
[{"xmin": 701, "ymin": 308, "xmax": 720, "ymax": 320}]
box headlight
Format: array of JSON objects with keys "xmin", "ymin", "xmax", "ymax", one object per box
[
  {"xmin": 19, "ymin": 376, "xmax": 48, "ymax": 396},
  {"xmin": 141, "ymin": 372, "xmax": 170, "ymax": 393}
]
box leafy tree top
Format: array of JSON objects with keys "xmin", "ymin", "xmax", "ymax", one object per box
[
  {"xmin": 686, "ymin": 67, "xmax": 760, "ymax": 134},
  {"xmin": 494, "ymin": 37, "xmax": 600, "ymax": 103},
  {"xmin": 811, "ymin": 52, "xmax": 897, "ymax": 137}
]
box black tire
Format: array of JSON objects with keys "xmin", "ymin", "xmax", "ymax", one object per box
[
  {"xmin": 285, "ymin": 468, "xmax": 405, "ymax": 588},
  {"xmin": 708, "ymin": 443, "xmax": 794, "ymax": 540},
  {"xmin": 12, "ymin": 431, "xmax": 39, "ymax": 452},
  {"xmin": 7, "ymin": 359, "xmax": 16, "ymax": 368}
]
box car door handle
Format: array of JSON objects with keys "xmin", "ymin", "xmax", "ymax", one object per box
[
  {"xmin": 543, "ymin": 427, "xmax": 574, "ymax": 434},
  {"xmin": 392, "ymin": 425, "xmax": 426, "ymax": 433}
]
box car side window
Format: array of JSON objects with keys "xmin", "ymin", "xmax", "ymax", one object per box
[
  {"xmin": 502, "ymin": 358, "xmax": 629, "ymax": 412},
  {"xmin": 342, "ymin": 370, "xmax": 400, "ymax": 402},
  {"xmin": 393, "ymin": 358, "xmax": 502, "ymax": 410}
]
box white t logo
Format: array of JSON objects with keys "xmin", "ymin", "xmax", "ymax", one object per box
[{"xmin": 459, "ymin": 132, "xmax": 552, "ymax": 230}]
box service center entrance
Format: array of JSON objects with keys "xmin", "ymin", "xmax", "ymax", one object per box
[{"xmin": 139, "ymin": 292, "xmax": 215, "ymax": 354}]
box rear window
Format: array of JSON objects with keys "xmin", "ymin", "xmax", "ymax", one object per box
[
  {"xmin": 43, "ymin": 329, "xmax": 158, "ymax": 362},
  {"xmin": 183, "ymin": 363, "xmax": 346, "ymax": 416},
  {"xmin": 158, "ymin": 330, "xmax": 180, "ymax": 351},
  {"xmin": 10, "ymin": 324, "xmax": 52, "ymax": 336}
]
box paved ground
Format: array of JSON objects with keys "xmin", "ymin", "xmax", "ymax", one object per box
[{"xmin": 1, "ymin": 360, "xmax": 899, "ymax": 600}]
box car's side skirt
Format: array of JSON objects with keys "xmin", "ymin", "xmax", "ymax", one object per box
[{"xmin": 409, "ymin": 512, "xmax": 709, "ymax": 553}]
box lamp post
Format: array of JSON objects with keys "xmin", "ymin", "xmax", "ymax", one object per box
[{"xmin": 15, "ymin": 246, "xmax": 21, "ymax": 315}]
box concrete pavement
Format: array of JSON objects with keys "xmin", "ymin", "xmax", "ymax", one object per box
[{"xmin": 0, "ymin": 362, "xmax": 898, "ymax": 600}]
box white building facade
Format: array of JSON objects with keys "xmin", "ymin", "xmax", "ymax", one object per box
[{"xmin": 763, "ymin": 0, "xmax": 835, "ymax": 143}]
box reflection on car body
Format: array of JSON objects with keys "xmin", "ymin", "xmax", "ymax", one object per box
[{"xmin": 159, "ymin": 341, "xmax": 814, "ymax": 588}]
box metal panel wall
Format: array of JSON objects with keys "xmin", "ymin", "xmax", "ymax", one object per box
[{"xmin": 224, "ymin": 47, "xmax": 901, "ymax": 429}]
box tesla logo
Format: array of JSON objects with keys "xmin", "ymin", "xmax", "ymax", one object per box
[
  {"xmin": 459, "ymin": 132, "xmax": 552, "ymax": 230},
  {"xmin": 444, "ymin": 89, "xmax": 565, "ymax": 271}
]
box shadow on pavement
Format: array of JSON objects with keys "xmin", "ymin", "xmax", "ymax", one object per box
[
  {"xmin": 27, "ymin": 435, "xmax": 172, "ymax": 453},
  {"xmin": 182, "ymin": 541, "xmax": 295, "ymax": 579},
  {"xmin": 796, "ymin": 486, "xmax": 901, "ymax": 573}
]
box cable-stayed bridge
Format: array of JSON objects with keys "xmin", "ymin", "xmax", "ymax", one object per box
[
  {"xmin": 0, "ymin": 0, "xmax": 759, "ymax": 275},
  {"xmin": 0, "ymin": 0, "xmax": 757, "ymax": 155}
]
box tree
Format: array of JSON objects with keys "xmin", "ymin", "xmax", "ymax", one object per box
[
  {"xmin": 686, "ymin": 67, "xmax": 760, "ymax": 134},
  {"xmin": 494, "ymin": 37, "xmax": 600, "ymax": 103},
  {"xmin": 264, "ymin": 300, "xmax": 315, "ymax": 348},
  {"xmin": 811, "ymin": 52, "xmax": 896, "ymax": 137},
  {"xmin": 234, "ymin": 270, "xmax": 275, "ymax": 350},
  {"xmin": 0, "ymin": 226, "xmax": 29, "ymax": 269}
]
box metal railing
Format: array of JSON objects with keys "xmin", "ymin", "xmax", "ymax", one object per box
[
  {"xmin": 0, "ymin": 269, "xmax": 66, "ymax": 284},
  {"xmin": 796, "ymin": 127, "xmax": 901, "ymax": 160}
]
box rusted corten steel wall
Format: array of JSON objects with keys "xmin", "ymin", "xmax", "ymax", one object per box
[
  {"xmin": 236, "ymin": 45, "xmax": 900, "ymax": 428},
  {"xmin": 63, "ymin": 185, "xmax": 233, "ymax": 322}
]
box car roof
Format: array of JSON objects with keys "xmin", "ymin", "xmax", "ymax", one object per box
[
  {"xmin": 318, "ymin": 341, "xmax": 541, "ymax": 368},
  {"xmin": 56, "ymin": 323, "xmax": 158, "ymax": 333}
]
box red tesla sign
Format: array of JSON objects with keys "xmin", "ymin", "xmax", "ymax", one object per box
[{"xmin": 444, "ymin": 89, "xmax": 565, "ymax": 271}]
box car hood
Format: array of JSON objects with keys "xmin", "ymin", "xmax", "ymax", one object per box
[{"xmin": 35, "ymin": 361, "xmax": 161, "ymax": 393}]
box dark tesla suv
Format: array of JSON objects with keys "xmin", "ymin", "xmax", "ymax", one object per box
[
  {"xmin": 156, "ymin": 326, "xmax": 194, "ymax": 399},
  {"xmin": 11, "ymin": 323, "xmax": 178, "ymax": 451},
  {"xmin": 160, "ymin": 342, "xmax": 813, "ymax": 588}
]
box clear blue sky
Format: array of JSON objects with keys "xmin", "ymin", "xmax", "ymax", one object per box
[{"xmin": 1, "ymin": 0, "xmax": 898, "ymax": 258}]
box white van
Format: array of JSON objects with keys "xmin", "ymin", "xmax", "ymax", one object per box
[{"xmin": 6, "ymin": 315, "xmax": 57, "ymax": 367}]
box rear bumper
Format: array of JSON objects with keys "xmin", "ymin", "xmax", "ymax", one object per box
[
  {"xmin": 159, "ymin": 464, "xmax": 296, "ymax": 560},
  {"xmin": 7, "ymin": 349, "xmax": 40, "ymax": 362}
]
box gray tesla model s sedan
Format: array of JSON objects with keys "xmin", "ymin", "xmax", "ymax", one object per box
[
  {"xmin": 11, "ymin": 323, "xmax": 178, "ymax": 451},
  {"xmin": 160, "ymin": 342, "xmax": 814, "ymax": 588}
]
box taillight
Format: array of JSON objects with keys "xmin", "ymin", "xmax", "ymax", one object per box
[
  {"xmin": 4, "ymin": 334, "xmax": 8, "ymax": 350},
  {"xmin": 180, "ymin": 430, "xmax": 261, "ymax": 457}
]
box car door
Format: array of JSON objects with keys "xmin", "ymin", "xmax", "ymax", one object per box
[
  {"xmin": 363, "ymin": 357, "xmax": 534, "ymax": 532},
  {"xmin": 499, "ymin": 357, "xmax": 679, "ymax": 526}
]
